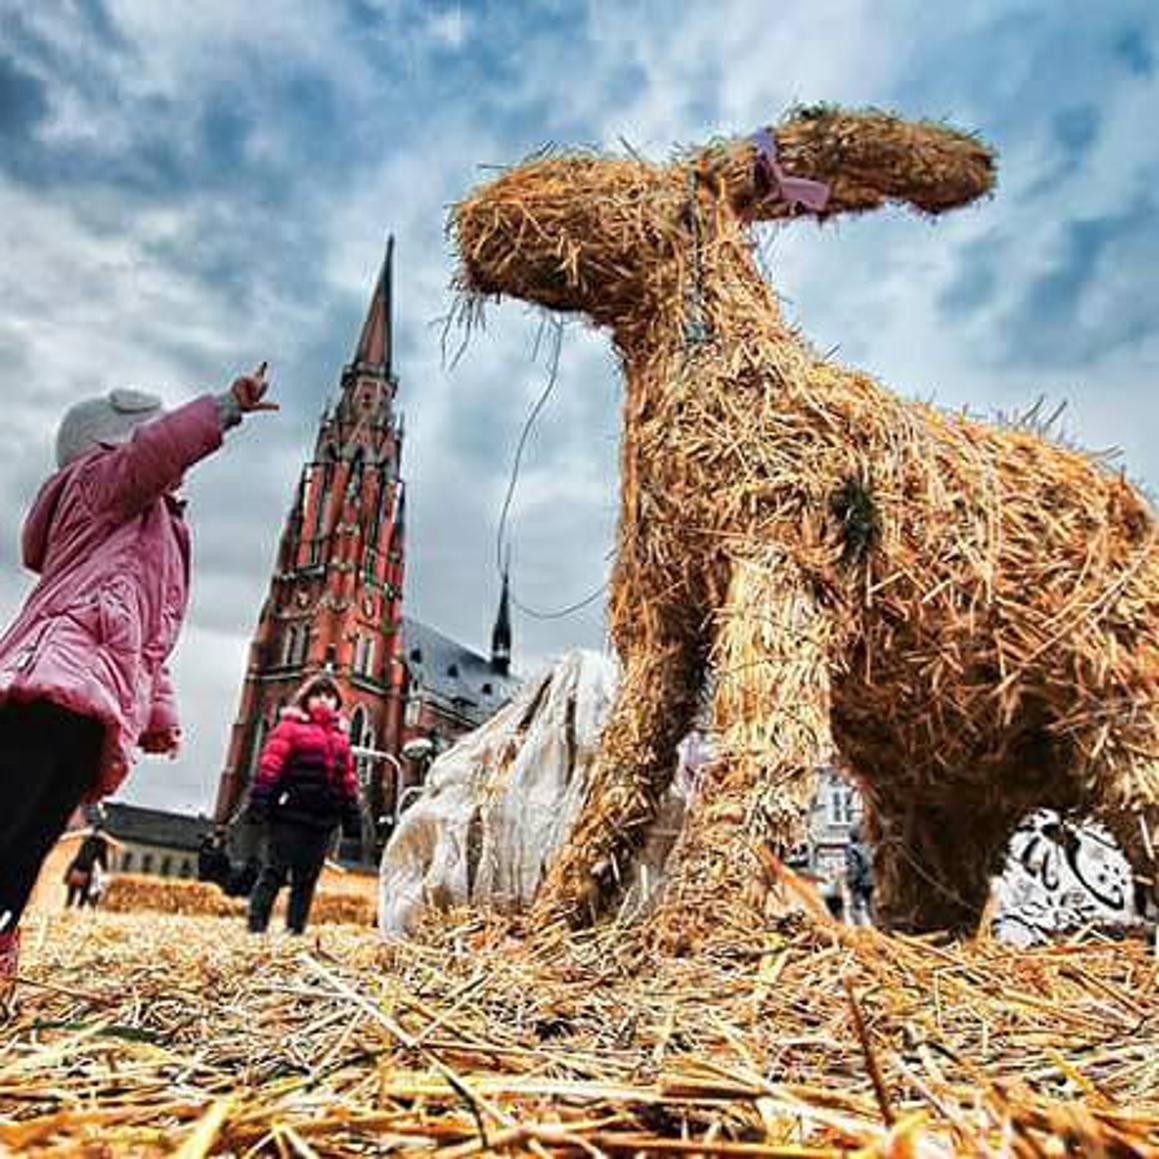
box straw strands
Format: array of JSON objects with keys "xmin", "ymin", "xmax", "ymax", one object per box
[
  {"xmin": 1, "ymin": 912, "xmax": 1156, "ymax": 1155},
  {"xmin": 452, "ymin": 105, "xmax": 1159, "ymax": 945}
]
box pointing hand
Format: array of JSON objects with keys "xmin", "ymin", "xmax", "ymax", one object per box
[{"xmin": 230, "ymin": 361, "xmax": 279, "ymax": 413}]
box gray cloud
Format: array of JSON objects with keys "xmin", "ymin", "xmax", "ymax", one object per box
[
  {"xmin": 1113, "ymin": 24, "xmax": 1155, "ymax": 77},
  {"xmin": 1003, "ymin": 200, "xmax": 1159, "ymax": 365},
  {"xmin": 1, "ymin": 0, "xmax": 1157, "ymax": 818},
  {"xmin": 0, "ymin": 53, "xmax": 49, "ymax": 141}
]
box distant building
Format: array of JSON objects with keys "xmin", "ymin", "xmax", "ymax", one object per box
[
  {"xmin": 98, "ymin": 802, "xmax": 209, "ymax": 880},
  {"xmin": 214, "ymin": 239, "xmax": 519, "ymax": 862},
  {"xmin": 801, "ymin": 766, "xmax": 864, "ymax": 884},
  {"xmin": 402, "ymin": 606, "xmax": 517, "ymax": 740}
]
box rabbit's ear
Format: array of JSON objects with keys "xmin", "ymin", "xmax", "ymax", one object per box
[{"xmin": 713, "ymin": 106, "xmax": 996, "ymax": 224}]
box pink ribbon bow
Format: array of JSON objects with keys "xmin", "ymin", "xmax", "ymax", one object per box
[{"xmin": 752, "ymin": 127, "xmax": 831, "ymax": 214}]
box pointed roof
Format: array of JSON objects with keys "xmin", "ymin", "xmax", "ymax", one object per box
[
  {"xmin": 490, "ymin": 567, "xmax": 512, "ymax": 675},
  {"xmin": 352, "ymin": 236, "xmax": 394, "ymax": 375},
  {"xmin": 402, "ymin": 617, "xmax": 520, "ymax": 726}
]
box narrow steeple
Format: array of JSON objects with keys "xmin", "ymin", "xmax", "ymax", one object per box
[
  {"xmin": 352, "ymin": 235, "xmax": 394, "ymax": 376},
  {"xmin": 490, "ymin": 565, "xmax": 512, "ymax": 676}
]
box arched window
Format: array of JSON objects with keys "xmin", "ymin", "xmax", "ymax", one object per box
[
  {"xmin": 405, "ymin": 694, "xmax": 422, "ymax": 728},
  {"xmin": 249, "ymin": 717, "xmax": 270, "ymax": 778},
  {"xmin": 352, "ymin": 711, "xmax": 376, "ymax": 797},
  {"xmin": 347, "ymin": 447, "xmax": 365, "ymax": 499},
  {"xmin": 160, "ymin": 855, "xmax": 173, "ymax": 877},
  {"xmin": 311, "ymin": 451, "xmax": 337, "ymax": 562},
  {"xmin": 141, "ymin": 853, "xmax": 154, "ymax": 874},
  {"xmin": 350, "ymin": 706, "xmax": 368, "ymax": 750},
  {"xmin": 121, "ymin": 851, "xmax": 134, "ymax": 872}
]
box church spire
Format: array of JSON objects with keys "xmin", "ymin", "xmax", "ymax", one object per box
[
  {"xmin": 352, "ymin": 235, "xmax": 394, "ymax": 375},
  {"xmin": 490, "ymin": 565, "xmax": 512, "ymax": 676}
]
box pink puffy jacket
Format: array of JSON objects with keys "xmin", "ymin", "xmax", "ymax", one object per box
[{"xmin": 0, "ymin": 395, "xmax": 226, "ymax": 798}]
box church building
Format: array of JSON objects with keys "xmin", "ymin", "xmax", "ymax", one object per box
[{"xmin": 214, "ymin": 240, "xmax": 519, "ymax": 861}]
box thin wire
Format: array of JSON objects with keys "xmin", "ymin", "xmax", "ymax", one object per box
[
  {"xmin": 495, "ymin": 316, "xmax": 608, "ymax": 621},
  {"xmin": 512, "ymin": 584, "xmax": 606, "ymax": 621},
  {"xmin": 494, "ymin": 316, "xmax": 563, "ymax": 576}
]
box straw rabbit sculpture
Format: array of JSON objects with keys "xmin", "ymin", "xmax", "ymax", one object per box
[{"xmin": 454, "ymin": 107, "xmax": 1159, "ymax": 949}]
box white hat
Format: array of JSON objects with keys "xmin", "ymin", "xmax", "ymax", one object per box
[{"xmin": 55, "ymin": 388, "xmax": 164, "ymax": 468}]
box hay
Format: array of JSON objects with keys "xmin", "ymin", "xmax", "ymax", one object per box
[
  {"xmin": 104, "ymin": 874, "xmax": 240, "ymax": 918},
  {"xmin": 102, "ymin": 874, "xmax": 376, "ymax": 927},
  {"xmin": 452, "ymin": 104, "xmax": 1159, "ymax": 944},
  {"xmin": 2, "ymin": 912, "xmax": 1157, "ymax": 1154}
]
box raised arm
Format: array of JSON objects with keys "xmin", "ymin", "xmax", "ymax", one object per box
[
  {"xmin": 84, "ymin": 395, "xmax": 227, "ymax": 520},
  {"xmin": 85, "ymin": 365, "xmax": 277, "ymax": 520}
]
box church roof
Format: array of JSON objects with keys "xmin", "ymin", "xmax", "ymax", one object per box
[{"xmin": 401, "ymin": 616, "xmax": 521, "ymax": 725}]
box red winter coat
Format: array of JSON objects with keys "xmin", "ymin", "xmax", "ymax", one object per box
[
  {"xmin": 249, "ymin": 703, "xmax": 360, "ymax": 831},
  {"xmin": 0, "ymin": 396, "xmax": 225, "ymax": 797}
]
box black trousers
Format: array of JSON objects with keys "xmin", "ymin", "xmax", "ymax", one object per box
[
  {"xmin": 247, "ymin": 820, "xmax": 332, "ymax": 934},
  {"xmin": 66, "ymin": 880, "xmax": 96, "ymax": 908},
  {"xmin": 0, "ymin": 701, "xmax": 103, "ymax": 929}
]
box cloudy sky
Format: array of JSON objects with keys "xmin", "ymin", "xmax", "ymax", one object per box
[{"xmin": 1, "ymin": 0, "xmax": 1156, "ymax": 815}]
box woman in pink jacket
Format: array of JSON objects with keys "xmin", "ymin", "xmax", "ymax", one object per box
[{"xmin": 0, "ymin": 366, "xmax": 276, "ymax": 984}]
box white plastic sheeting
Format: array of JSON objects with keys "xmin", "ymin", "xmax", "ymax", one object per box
[
  {"xmin": 992, "ymin": 809, "xmax": 1141, "ymax": 946},
  {"xmin": 379, "ymin": 649, "xmax": 1147, "ymax": 943},
  {"xmin": 380, "ymin": 650, "xmax": 693, "ymax": 936}
]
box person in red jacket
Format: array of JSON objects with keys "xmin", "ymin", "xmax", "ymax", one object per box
[{"xmin": 245, "ymin": 674, "xmax": 362, "ymax": 934}]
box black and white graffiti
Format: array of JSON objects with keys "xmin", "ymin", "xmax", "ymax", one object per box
[{"xmin": 992, "ymin": 810, "xmax": 1140, "ymax": 946}]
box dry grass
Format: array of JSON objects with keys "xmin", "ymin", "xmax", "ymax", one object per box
[
  {"xmin": 452, "ymin": 105, "xmax": 1159, "ymax": 945},
  {"xmin": 102, "ymin": 874, "xmax": 376, "ymax": 928},
  {"xmin": 2, "ymin": 911, "xmax": 1157, "ymax": 1155}
]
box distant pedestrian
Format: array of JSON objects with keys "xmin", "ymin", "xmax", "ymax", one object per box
[
  {"xmin": 64, "ymin": 823, "xmax": 111, "ymax": 908},
  {"xmin": 0, "ymin": 364, "xmax": 277, "ymax": 988},
  {"xmin": 245, "ymin": 674, "xmax": 362, "ymax": 935},
  {"xmin": 845, "ymin": 823, "xmax": 875, "ymax": 926},
  {"xmin": 197, "ymin": 824, "xmax": 233, "ymax": 890}
]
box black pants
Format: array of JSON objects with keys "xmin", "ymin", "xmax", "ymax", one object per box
[
  {"xmin": 66, "ymin": 880, "xmax": 96, "ymax": 908},
  {"xmin": 247, "ymin": 820, "xmax": 332, "ymax": 934},
  {"xmin": 0, "ymin": 701, "xmax": 103, "ymax": 929}
]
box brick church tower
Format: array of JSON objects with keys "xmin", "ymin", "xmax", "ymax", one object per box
[{"xmin": 214, "ymin": 240, "xmax": 407, "ymax": 856}]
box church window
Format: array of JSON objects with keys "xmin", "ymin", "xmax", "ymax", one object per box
[
  {"xmin": 282, "ymin": 626, "xmax": 298, "ymax": 667},
  {"xmin": 347, "ymin": 448, "xmax": 365, "ymax": 499},
  {"xmin": 313, "ymin": 459, "xmax": 335, "ymax": 552},
  {"xmin": 249, "ymin": 718, "xmax": 270, "ymax": 778},
  {"xmin": 350, "ymin": 707, "xmax": 367, "ymax": 749},
  {"xmin": 405, "ymin": 695, "xmax": 422, "ymax": 727},
  {"xmin": 827, "ymin": 783, "xmax": 857, "ymax": 827},
  {"xmin": 364, "ymin": 546, "xmax": 379, "ymax": 583}
]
